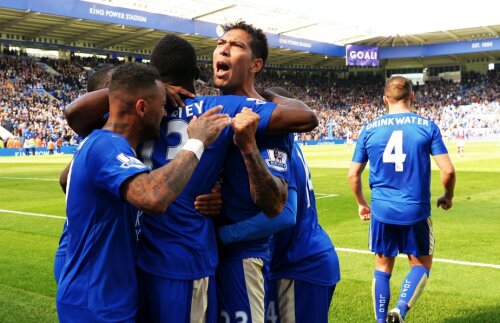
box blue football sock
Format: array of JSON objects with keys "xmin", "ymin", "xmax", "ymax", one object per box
[
  {"xmin": 373, "ymin": 270, "xmax": 391, "ymax": 321},
  {"xmin": 397, "ymin": 265, "xmax": 430, "ymax": 318}
]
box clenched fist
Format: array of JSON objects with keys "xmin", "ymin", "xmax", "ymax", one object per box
[{"xmin": 231, "ymin": 107, "xmax": 260, "ymax": 154}]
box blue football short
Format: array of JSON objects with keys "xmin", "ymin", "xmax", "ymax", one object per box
[
  {"xmin": 369, "ymin": 216, "xmax": 434, "ymax": 257},
  {"xmin": 57, "ymin": 302, "xmax": 135, "ymax": 323},
  {"xmin": 216, "ymin": 258, "xmax": 268, "ymax": 323},
  {"xmin": 138, "ymin": 268, "xmax": 216, "ymax": 323},
  {"xmin": 53, "ymin": 254, "xmax": 65, "ymax": 283},
  {"xmin": 266, "ymin": 278, "xmax": 336, "ymax": 323}
]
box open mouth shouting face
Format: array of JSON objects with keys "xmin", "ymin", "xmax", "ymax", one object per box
[{"xmin": 212, "ymin": 28, "xmax": 255, "ymax": 95}]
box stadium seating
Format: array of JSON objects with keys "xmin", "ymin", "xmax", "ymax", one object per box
[{"xmin": 0, "ymin": 53, "xmax": 499, "ymax": 149}]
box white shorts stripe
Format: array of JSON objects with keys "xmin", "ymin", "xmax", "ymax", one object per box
[
  {"xmin": 243, "ymin": 258, "xmax": 265, "ymax": 323},
  {"xmin": 190, "ymin": 277, "xmax": 209, "ymax": 323},
  {"xmin": 277, "ymin": 278, "xmax": 296, "ymax": 323},
  {"xmin": 427, "ymin": 217, "xmax": 435, "ymax": 255}
]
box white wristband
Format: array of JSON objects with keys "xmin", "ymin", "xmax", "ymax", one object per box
[{"xmin": 182, "ymin": 139, "xmax": 204, "ymax": 160}]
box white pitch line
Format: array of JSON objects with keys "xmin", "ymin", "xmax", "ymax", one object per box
[
  {"xmin": 0, "ymin": 209, "xmax": 65, "ymax": 219},
  {"xmin": 2, "ymin": 209, "xmax": 499, "ymax": 270},
  {"xmin": 336, "ymin": 247, "xmax": 500, "ymax": 270},
  {"xmin": 0, "ymin": 176, "xmax": 58, "ymax": 182},
  {"xmin": 315, "ymin": 194, "xmax": 339, "ymax": 199}
]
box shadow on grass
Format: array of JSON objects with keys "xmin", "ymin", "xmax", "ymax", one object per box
[{"xmin": 441, "ymin": 306, "xmax": 500, "ymax": 322}]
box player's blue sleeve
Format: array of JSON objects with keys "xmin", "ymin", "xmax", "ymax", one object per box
[
  {"xmin": 259, "ymin": 134, "xmax": 294, "ymax": 184},
  {"xmin": 352, "ymin": 128, "xmax": 368, "ymax": 163},
  {"xmin": 54, "ymin": 221, "xmax": 68, "ymax": 283},
  {"xmin": 216, "ymin": 96, "xmax": 276, "ymax": 137},
  {"xmin": 91, "ymin": 136, "xmax": 149, "ymax": 199},
  {"xmin": 55, "ymin": 221, "xmax": 68, "ymax": 256},
  {"xmin": 219, "ymin": 188, "xmax": 297, "ymax": 245},
  {"xmin": 243, "ymin": 98, "xmax": 277, "ymax": 137},
  {"xmin": 430, "ymin": 123, "xmax": 448, "ymax": 156}
]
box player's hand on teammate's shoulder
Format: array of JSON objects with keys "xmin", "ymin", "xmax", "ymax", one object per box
[
  {"xmin": 188, "ymin": 105, "xmax": 231, "ymax": 147},
  {"xmin": 436, "ymin": 195, "xmax": 453, "ymax": 210},
  {"xmin": 231, "ymin": 107, "xmax": 260, "ymax": 153},
  {"xmin": 164, "ymin": 84, "xmax": 195, "ymax": 108},
  {"xmin": 194, "ymin": 185, "xmax": 222, "ymax": 217},
  {"xmin": 358, "ymin": 204, "xmax": 371, "ymax": 221}
]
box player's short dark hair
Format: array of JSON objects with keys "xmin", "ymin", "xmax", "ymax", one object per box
[
  {"xmin": 222, "ymin": 21, "xmax": 268, "ymax": 70},
  {"xmin": 109, "ymin": 63, "xmax": 160, "ymax": 94},
  {"xmin": 151, "ymin": 34, "xmax": 198, "ymax": 84},
  {"xmin": 87, "ymin": 65, "xmax": 116, "ymax": 92},
  {"xmin": 384, "ymin": 75, "xmax": 412, "ymax": 101}
]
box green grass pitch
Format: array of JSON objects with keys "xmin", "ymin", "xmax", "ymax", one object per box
[{"xmin": 0, "ymin": 141, "xmax": 499, "ymax": 322}]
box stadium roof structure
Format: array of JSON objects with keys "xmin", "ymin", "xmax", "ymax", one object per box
[{"xmin": 0, "ymin": 0, "xmax": 499, "ymax": 67}]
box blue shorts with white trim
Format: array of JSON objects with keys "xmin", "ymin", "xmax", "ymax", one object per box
[{"xmin": 369, "ymin": 216, "xmax": 434, "ymax": 257}]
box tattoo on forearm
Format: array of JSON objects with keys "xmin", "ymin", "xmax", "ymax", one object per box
[
  {"xmin": 128, "ymin": 150, "xmax": 199, "ymax": 213},
  {"xmin": 242, "ymin": 149, "xmax": 287, "ymax": 217}
]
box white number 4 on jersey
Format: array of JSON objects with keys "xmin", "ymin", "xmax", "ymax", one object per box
[{"xmin": 383, "ymin": 130, "xmax": 406, "ymax": 172}]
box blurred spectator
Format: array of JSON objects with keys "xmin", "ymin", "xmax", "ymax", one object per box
[{"xmin": 1, "ymin": 53, "xmax": 499, "ymax": 147}]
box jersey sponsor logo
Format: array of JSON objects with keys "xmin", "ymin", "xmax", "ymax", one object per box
[
  {"xmin": 116, "ymin": 153, "xmax": 146, "ymax": 169},
  {"xmin": 265, "ymin": 148, "xmax": 288, "ymax": 171}
]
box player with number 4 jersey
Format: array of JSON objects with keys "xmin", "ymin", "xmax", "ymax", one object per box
[
  {"xmin": 349, "ymin": 76, "xmax": 455, "ymax": 323},
  {"xmin": 353, "ymin": 113, "xmax": 445, "ymax": 225}
]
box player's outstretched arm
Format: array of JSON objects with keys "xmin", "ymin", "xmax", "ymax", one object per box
[
  {"xmin": 218, "ymin": 188, "xmax": 297, "ymax": 244},
  {"xmin": 348, "ymin": 161, "xmax": 371, "ymax": 221},
  {"xmin": 65, "ymin": 89, "xmax": 110, "ymax": 137},
  {"xmin": 232, "ymin": 108, "xmax": 288, "ymax": 217},
  {"xmin": 122, "ymin": 106, "xmax": 231, "ymax": 214},
  {"xmin": 65, "ymin": 85, "xmax": 195, "ymax": 136},
  {"xmin": 259, "ymin": 89, "xmax": 318, "ymax": 134},
  {"xmin": 433, "ymin": 154, "xmax": 456, "ymax": 210}
]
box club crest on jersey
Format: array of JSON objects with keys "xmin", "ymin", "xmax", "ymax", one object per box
[
  {"xmin": 265, "ymin": 148, "xmax": 288, "ymax": 171},
  {"xmin": 116, "ymin": 153, "xmax": 146, "ymax": 169}
]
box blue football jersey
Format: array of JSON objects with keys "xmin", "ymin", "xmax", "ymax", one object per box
[
  {"xmin": 55, "ymin": 221, "xmax": 68, "ymax": 257},
  {"xmin": 137, "ymin": 95, "xmax": 277, "ymax": 279},
  {"xmin": 270, "ymin": 143, "xmax": 340, "ymax": 286},
  {"xmin": 56, "ymin": 129, "xmax": 149, "ymax": 321},
  {"xmin": 220, "ymin": 133, "xmax": 294, "ymax": 262},
  {"xmin": 352, "ymin": 112, "xmax": 448, "ymax": 225}
]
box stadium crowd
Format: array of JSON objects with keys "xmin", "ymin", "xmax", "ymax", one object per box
[
  {"xmin": 0, "ymin": 17, "xmax": 485, "ymax": 323},
  {"xmin": 0, "ymin": 55, "xmax": 85, "ymax": 152},
  {"xmin": 0, "ymin": 53, "xmax": 499, "ymax": 153}
]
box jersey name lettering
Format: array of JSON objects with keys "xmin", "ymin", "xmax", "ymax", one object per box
[
  {"xmin": 171, "ymin": 100, "xmax": 204, "ymax": 118},
  {"xmin": 366, "ymin": 116, "xmax": 429, "ymax": 130}
]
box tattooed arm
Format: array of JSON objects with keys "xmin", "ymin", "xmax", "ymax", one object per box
[
  {"xmin": 232, "ymin": 108, "xmax": 288, "ymax": 218},
  {"xmin": 239, "ymin": 145, "xmax": 288, "ymax": 217},
  {"xmin": 122, "ymin": 106, "xmax": 231, "ymax": 214},
  {"xmin": 122, "ymin": 149, "xmax": 201, "ymax": 214}
]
